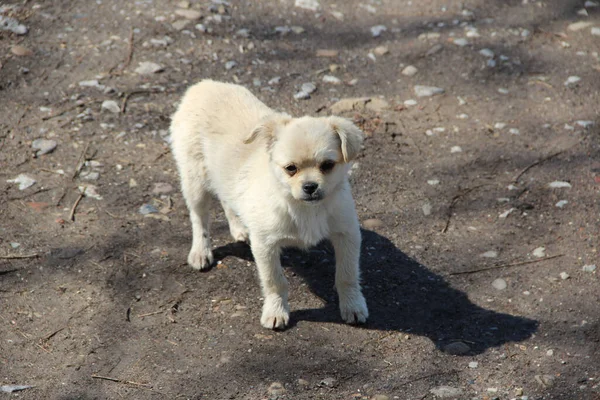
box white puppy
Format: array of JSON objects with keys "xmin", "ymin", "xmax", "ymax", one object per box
[{"xmin": 170, "ymin": 80, "xmax": 368, "ymax": 329}]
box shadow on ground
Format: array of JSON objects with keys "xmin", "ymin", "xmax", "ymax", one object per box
[{"xmin": 212, "ymin": 229, "xmax": 539, "ymax": 356}]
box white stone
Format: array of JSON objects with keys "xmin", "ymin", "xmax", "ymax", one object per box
[
  {"xmin": 224, "ymin": 61, "xmax": 237, "ymax": 70},
  {"xmin": 404, "ymin": 99, "xmax": 417, "ymax": 107},
  {"xmin": 422, "ymin": 203, "xmax": 432, "ymax": 216},
  {"xmin": 453, "ymin": 38, "xmax": 469, "ymax": 47},
  {"xmin": 568, "ymin": 21, "xmax": 592, "ymax": 31},
  {"xmin": 559, "ymin": 272, "xmax": 570, "ymax": 280},
  {"xmin": 414, "ymin": 85, "xmax": 444, "ymax": 97},
  {"xmin": 370, "ymin": 25, "xmax": 387, "ymax": 37},
  {"xmin": 564, "ymin": 76, "xmax": 581, "ymax": 86},
  {"xmin": 0, "ymin": 15, "xmax": 28, "ymax": 35},
  {"xmin": 322, "ymin": 75, "xmax": 341, "ymax": 84},
  {"xmin": 555, "ymin": 200, "xmax": 568, "ymax": 208},
  {"xmin": 402, "ymin": 65, "xmax": 418, "ymax": 76},
  {"xmin": 494, "ymin": 122, "xmax": 506, "ymax": 129},
  {"xmin": 576, "ymin": 120, "xmax": 594, "ymax": 128},
  {"xmin": 533, "ymin": 247, "xmax": 546, "ymax": 258},
  {"xmin": 548, "ymin": 181, "xmax": 572, "ymax": 188},
  {"xmin": 7, "ymin": 174, "xmax": 36, "ymax": 190},
  {"xmin": 135, "ymin": 62, "xmax": 164, "ymax": 75},
  {"xmin": 592, "ymin": 27, "xmax": 600, "ymax": 36},
  {"xmin": 492, "ymin": 278, "xmax": 507, "ymax": 290},
  {"xmin": 101, "ymin": 100, "xmax": 120, "ymax": 113},
  {"xmin": 450, "ymin": 146, "xmax": 462, "ymax": 153},
  {"xmin": 481, "ymin": 251, "xmax": 498, "ymax": 258},
  {"xmin": 479, "ymin": 48, "xmax": 495, "ymax": 58},
  {"xmin": 469, "ymin": 361, "xmax": 479, "ymax": 368},
  {"xmin": 427, "ymin": 179, "xmax": 440, "ymax": 186},
  {"xmin": 175, "ymin": 8, "xmax": 202, "ymax": 20},
  {"xmin": 509, "ymin": 128, "xmax": 520, "ymax": 135},
  {"xmin": 499, "ymin": 208, "xmax": 515, "ymax": 219},
  {"xmin": 295, "ymin": 0, "xmax": 319, "ymax": 11},
  {"xmin": 456, "ymin": 113, "xmax": 469, "ymax": 119},
  {"xmin": 582, "ymin": 264, "xmax": 597, "ymax": 272}
]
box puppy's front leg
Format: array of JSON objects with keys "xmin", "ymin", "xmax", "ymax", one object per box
[
  {"xmin": 331, "ymin": 229, "xmax": 369, "ymax": 324},
  {"xmin": 250, "ymin": 238, "xmax": 290, "ymax": 329}
]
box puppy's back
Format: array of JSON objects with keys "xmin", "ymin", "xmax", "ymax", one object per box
[{"xmin": 171, "ymin": 80, "xmax": 273, "ymax": 143}]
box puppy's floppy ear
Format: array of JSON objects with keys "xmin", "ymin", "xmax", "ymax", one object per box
[
  {"xmin": 328, "ymin": 116, "xmax": 365, "ymax": 162},
  {"xmin": 244, "ymin": 114, "xmax": 292, "ymax": 144}
]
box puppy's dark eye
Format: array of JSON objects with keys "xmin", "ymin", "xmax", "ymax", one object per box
[
  {"xmin": 320, "ymin": 160, "xmax": 335, "ymax": 173},
  {"xmin": 284, "ymin": 164, "xmax": 298, "ymax": 175}
]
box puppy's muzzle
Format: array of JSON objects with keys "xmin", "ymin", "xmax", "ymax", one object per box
[{"xmin": 302, "ymin": 182, "xmax": 323, "ymax": 202}]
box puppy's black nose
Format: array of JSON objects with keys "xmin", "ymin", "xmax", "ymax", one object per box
[{"xmin": 302, "ymin": 182, "xmax": 318, "ymax": 195}]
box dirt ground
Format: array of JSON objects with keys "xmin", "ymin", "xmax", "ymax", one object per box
[{"xmin": 1, "ymin": 0, "xmax": 599, "ymax": 399}]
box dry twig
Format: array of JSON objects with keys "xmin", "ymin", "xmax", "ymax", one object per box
[
  {"xmin": 441, "ymin": 185, "xmax": 486, "ymax": 233},
  {"xmin": 91, "ymin": 375, "xmax": 151, "ymax": 388},
  {"xmin": 69, "ymin": 193, "xmax": 84, "ymax": 221},
  {"xmin": 512, "ymin": 150, "xmax": 565, "ymax": 184},
  {"xmin": 0, "ymin": 254, "xmax": 40, "ymax": 260},
  {"xmin": 448, "ymin": 254, "xmax": 565, "ymax": 276}
]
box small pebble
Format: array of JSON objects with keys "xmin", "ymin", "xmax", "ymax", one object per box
[
  {"xmin": 135, "ymin": 62, "xmax": 164, "ymax": 75},
  {"xmin": 555, "ymin": 200, "xmax": 568, "ymax": 208},
  {"xmin": 576, "ymin": 120, "xmax": 594, "ymax": 128},
  {"xmin": 547, "ymin": 349, "xmax": 554, "ymax": 356},
  {"xmin": 564, "ymin": 76, "xmax": 581, "ymax": 86},
  {"xmin": 430, "ymin": 386, "xmax": 463, "ymax": 397},
  {"xmin": 533, "ymin": 247, "xmax": 546, "ymax": 258},
  {"xmin": 479, "ymin": 48, "xmax": 495, "ymax": 58},
  {"xmin": 427, "ymin": 179, "xmax": 440, "ymax": 185},
  {"xmin": 481, "ymin": 250, "xmax": 498, "ymax": 258},
  {"xmin": 322, "ymin": 75, "xmax": 341, "ymax": 84},
  {"xmin": 11, "ymin": 45, "xmax": 33, "ymax": 56},
  {"xmin": 582, "ymin": 264, "xmax": 597, "ymax": 272},
  {"xmin": 224, "ymin": 61, "xmax": 237, "ymax": 70},
  {"xmin": 592, "ymin": 27, "xmax": 600, "ymax": 36},
  {"xmin": 32, "ymin": 139, "xmax": 57, "ymax": 156},
  {"xmin": 362, "ymin": 218, "xmax": 384, "ymax": 229},
  {"xmin": 6, "ymin": 174, "xmax": 36, "ymax": 190},
  {"xmin": 174, "ymin": 9, "xmax": 202, "ymax": 20},
  {"xmin": 450, "ymin": 146, "xmax": 462, "ymax": 153},
  {"xmin": 414, "ymin": 85, "xmax": 445, "ymax": 97},
  {"xmin": 568, "ymin": 21, "xmax": 592, "ymax": 31},
  {"xmin": 548, "ymin": 181, "xmax": 571, "ymax": 188},
  {"xmin": 509, "ymin": 128, "xmax": 520, "ymax": 135},
  {"xmin": 560, "ymin": 272, "xmax": 570, "ymax": 280},
  {"xmin": 492, "ymin": 278, "xmax": 507, "ymax": 290},
  {"xmin": 267, "ymin": 382, "xmax": 286, "ymax": 397},
  {"xmin": 370, "ymin": 25, "xmax": 387, "ymax": 37},
  {"xmin": 401, "ymin": 65, "xmax": 418, "ymax": 76},
  {"xmin": 101, "ymin": 100, "xmax": 120, "ymax": 114},
  {"xmin": 453, "ymin": 38, "xmax": 469, "ymax": 46},
  {"xmin": 0, "ymin": 15, "xmax": 28, "ymax": 35},
  {"xmin": 295, "ymin": 0, "xmax": 319, "ymax": 11},
  {"xmin": 494, "ymin": 122, "xmax": 506, "ymax": 129},
  {"xmin": 152, "ymin": 182, "xmax": 174, "ymax": 194},
  {"xmin": 404, "ymin": 99, "xmax": 417, "ymax": 106},
  {"xmin": 422, "ymin": 203, "xmax": 432, "ymax": 216},
  {"xmin": 320, "ymin": 377, "xmax": 337, "ymax": 387},
  {"xmin": 468, "ymin": 361, "xmax": 479, "ymax": 368},
  {"xmin": 139, "ymin": 204, "xmax": 159, "ymax": 215}
]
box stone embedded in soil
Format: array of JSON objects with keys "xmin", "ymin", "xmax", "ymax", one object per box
[
  {"xmin": 267, "ymin": 382, "xmax": 286, "ymax": 398},
  {"xmin": 322, "ymin": 75, "xmax": 341, "ymax": 84},
  {"xmin": 568, "ymin": 21, "xmax": 592, "ymax": 31},
  {"xmin": 11, "ymin": 45, "xmax": 33, "ymax": 56},
  {"xmin": 492, "ymin": 278, "xmax": 507, "ymax": 290},
  {"xmin": 373, "ymin": 46, "xmax": 389, "ymax": 56},
  {"xmin": 582, "ymin": 264, "xmax": 597, "ymax": 272},
  {"xmin": 79, "ymin": 80, "xmax": 105, "ymax": 90},
  {"xmin": 427, "ymin": 179, "xmax": 440, "ymax": 185},
  {"xmin": 444, "ymin": 341, "xmax": 470, "ymax": 355},
  {"xmin": 533, "ymin": 247, "xmax": 546, "ymax": 258},
  {"xmin": 430, "ymin": 385, "xmax": 463, "ymax": 397},
  {"xmin": 32, "ymin": 139, "xmax": 57, "ymax": 156},
  {"xmin": 414, "ymin": 85, "xmax": 445, "ymax": 97},
  {"xmin": 171, "ymin": 20, "xmax": 190, "ymax": 30},
  {"xmin": 555, "ymin": 200, "xmax": 568, "ymax": 208},
  {"xmin": 79, "ymin": 185, "xmax": 103, "ymax": 200},
  {"xmin": 362, "ymin": 218, "xmax": 384, "ymax": 229},
  {"xmin": 0, "ymin": 15, "xmax": 28, "ymax": 35},
  {"xmin": 535, "ymin": 374, "xmax": 556, "ymax": 388},
  {"xmin": 152, "ymin": 182, "xmax": 174, "ymax": 194},
  {"xmin": 564, "ymin": 76, "xmax": 581, "ymax": 86},
  {"xmin": 297, "ymin": 378, "xmax": 309, "ymax": 386},
  {"xmin": 295, "ymin": 0, "xmax": 319, "ymax": 11},
  {"xmin": 479, "ymin": 48, "xmax": 495, "ymax": 58},
  {"xmin": 450, "ymin": 146, "xmax": 462, "ymax": 153},
  {"xmin": 592, "ymin": 27, "xmax": 600, "ymax": 36},
  {"xmin": 370, "ymin": 25, "xmax": 387, "ymax": 37},
  {"xmin": 576, "ymin": 120, "xmax": 594, "ymax": 128},
  {"xmin": 316, "ymin": 49, "xmax": 338, "ymax": 57},
  {"xmin": 453, "ymin": 38, "xmax": 469, "ymax": 47},
  {"xmin": 548, "ymin": 181, "xmax": 571, "ymax": 188},
  {"xmin": 404, "ymin": 99, "xmax": 417, "ymax": 106},
  {"xmin": 7, "ymin": 174, "xmax": 36, "ymax": 191},
  {"xmin": 402, "ymin": 65, "xmax": 418, "ymax": 76},
  {"xmin": 135, "ymin": 61, "xmax": 164, "ymax": 75},
  {"xmin": 224, "ymin": 61, "xmax": 237, "ymax": 70},
  {"xmin": 560, "ymin": 272, "xmax": 570, "ymax": 280},
  {"xmin": 422, "ymin": 203, "xmax": 432, "ymax": 216},
  {"xmin": 101, "ymin": 100, "xmax": 120, "ymax": 114},
  {"xmin": 481, "ymin": 250, "xmax": 498, "ymax": 258},
  {"xmin": 174, "ymin": 8, "xmax": 202, "ymax": 20},
  {"xmin": 139, "ymin": 204, "xmax": 159, "ymax": 215},
  {"xmin": 320, "ymin": 377, "xmax": 337, "ymax": 387},
  {"xmin": 468, "ymin": 361, "xmax": 479, "ymax": 368}
]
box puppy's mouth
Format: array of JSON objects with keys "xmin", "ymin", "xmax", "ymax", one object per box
[{"xmin": 301, "ymin": 193, "xmax": 324, "ymax": 203}]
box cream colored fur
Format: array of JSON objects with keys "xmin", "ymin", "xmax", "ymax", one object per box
[{"xmin": 170, "ymin": 80, "xmax": 368, "ymax": 329}]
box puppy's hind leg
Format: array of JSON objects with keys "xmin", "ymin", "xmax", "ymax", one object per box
[
  {"xmin": 180, "ymin": 168, "xmax": 214, "ymax": 270},
  {"xmin": 222, "ymin": 203, "xmax": 249, "ymax": 242}
]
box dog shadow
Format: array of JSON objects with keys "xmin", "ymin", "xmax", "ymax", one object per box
[{"xmin": 212, "ymin": 229, "xmax": 538, "ymax": 355}]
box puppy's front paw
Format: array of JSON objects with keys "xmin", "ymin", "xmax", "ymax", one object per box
[
  {"xmin": 187, "ymin": 247, "xmax": 214, "ymax": 270},
  {"xmin": 260, "ymin": 295, "xmax": 290, "ymax": 329},
  {"xmin": 339, "ymin": 291, "xmax": 369, "ymax": 325}
]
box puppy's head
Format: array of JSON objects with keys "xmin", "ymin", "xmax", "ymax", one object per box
[{"xmin": 246, "ymin": 115, "xmax": 364, "ymax": 203}]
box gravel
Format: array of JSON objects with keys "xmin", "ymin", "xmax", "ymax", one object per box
[
  {"xmin": 414, "ymin": 85, "xmax": 445, "ymax": 97},
  {"xmin": 32, "ymin": 139, "xmax": 57, "ymax": 156}
]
